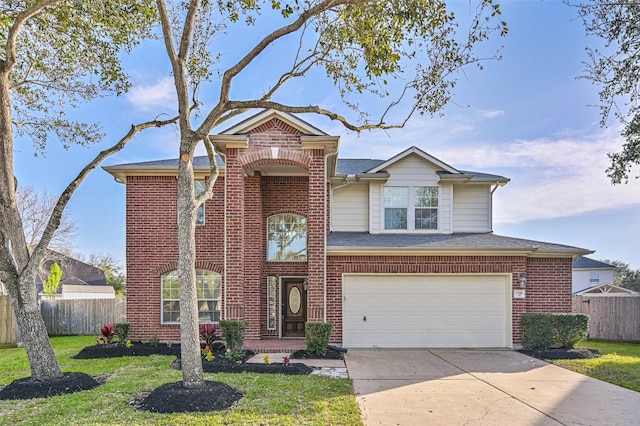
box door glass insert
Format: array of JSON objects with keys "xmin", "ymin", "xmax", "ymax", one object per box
[{"xmin": 289, "ymin": 286, "xmax": 301, "ymax": 314}]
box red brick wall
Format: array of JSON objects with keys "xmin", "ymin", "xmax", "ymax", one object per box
[
  {"xmin": 125, "ymin": 175, "xmax": 225, "ymax": 341},
  {"xmin": 326, "ymin": 255, "xmax": 573, "ymax": 346}
]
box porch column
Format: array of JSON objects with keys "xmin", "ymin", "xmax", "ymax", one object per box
[
  {"xmin": 243, "ymin": 173, "xmax": 263, "ymax": 339},
  {"xmin": 306, "ymin": 149, "xmax": 326, "ymax": 322},
  {"xmin": 224, "ymin": 148, "xmax": 245, "ymax": 320}
]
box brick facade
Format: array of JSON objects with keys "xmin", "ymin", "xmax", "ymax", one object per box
[{"xmin": 122, "ymin": 114, "xmax": 575, "ymax": 348}]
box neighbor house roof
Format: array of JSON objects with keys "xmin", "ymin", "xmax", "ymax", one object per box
[
  {"xmin": 572, "ymin": 256, "xmax": 615, "ymax": 270},
  {"xmin": 574, "ymin": 283, "xmax": 639, "ymax": 296},
  {"xmin": 36, "ymin": 251, "xmax": 107, "ymax": 294},
  {"xmin": 326, "ymin": 232, "xmax": 592, "ymax": 257}
]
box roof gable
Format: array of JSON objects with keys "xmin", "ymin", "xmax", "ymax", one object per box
[
  {"xmin": 367, "ymin": 146, "xmax": 460, "ymax": 174},
  {"xmin": 219, "ymin": 109, "xmax": 327, "ymax": 136}
]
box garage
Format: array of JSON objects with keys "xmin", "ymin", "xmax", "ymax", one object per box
[{"xmin": 342, "ymin": 274, "xmax": 512, "ymax": 348}]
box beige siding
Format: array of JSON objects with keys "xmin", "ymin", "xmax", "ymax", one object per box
[
  {"xmin": 332, "ymin": 184, "xmax": 368, "ymax": 232},
  {"xmin": 385, "ymin": 154, "xmax": 440, "ymax": 186},
  {"xmin": 452, "ymin": 185, "xmax": 492, "ymax": 232},
  {"xmin": 440, "ymin": 183, "xmax": 453, "ymax": 234},
  {"xmin": 372, "ymin": 154, "xmax": 450, "ymax": 233},
  {"xmin": 369, "ymin": 182, "xmax": 382, "ymax": 233}
]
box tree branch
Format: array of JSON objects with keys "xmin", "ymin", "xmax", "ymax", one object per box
[{"xmin": 27, "ymin": 114, "xmax": 181, "ymax": 275}]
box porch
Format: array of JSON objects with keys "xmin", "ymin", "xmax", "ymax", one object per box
[{"xmin": 244, "ymin": 338, "xmax": 307, "ymax": 353}]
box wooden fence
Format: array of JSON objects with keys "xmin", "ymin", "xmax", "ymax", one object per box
[
  {"xmin": 0, "ymin": 295, "xmax": 17, "ymax": 348},
  {"xmin": 41, "ymin": 298, "xmax": 126, "ymax": 336},
  {"xmin": 573, "ymin": 295, "xmax": 640, "ymax": 342}
]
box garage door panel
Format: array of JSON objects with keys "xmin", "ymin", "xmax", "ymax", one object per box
[{"xmin": 343, "ymin": 275, "xmax": 510, "ymax": 348}]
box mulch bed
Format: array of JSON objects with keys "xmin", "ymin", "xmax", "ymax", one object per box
[
  {"xmin": 0, "ymin": 372, "xmax": 102, "ymax": 400},
  {"xmin": 72, "ymin": 342, "xmax": 181, "ymax": 359},
  {"xmin": 520, "ymin": 347, "xmax": 601, "ymax": 360},
  {"xmin": 171, "ymin": 350, "xmax": 313, "ymax": 375},
  {"xmin": 132, "ymin": 380, "xmax": 243, "ymax": 413}
]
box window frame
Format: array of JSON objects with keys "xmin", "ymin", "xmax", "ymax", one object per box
[
  {"xmin": 267, "ymin": 276, "xmax": 278, "ymax": 330},
  {"xmin": 589, "ymin": 271, "xmax": 600, "ymax": 284},
  {"xmin": 160, "ymin": 269, "xmax": 221, "ymax": 324},
  {"xmin": 382, "ymin": 185, "xmax": 440, "ymax": 232},
  {"xmin": 266, "ymin": 213, "xmax": 308, "ymax": 262}
]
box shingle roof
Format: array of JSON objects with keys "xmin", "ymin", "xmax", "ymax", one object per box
[
  {"xmin": 336, "ymin": 159, "xmax": 385, "ymax": 174},
  {"xmin": 326, "ymin": 232, "xmax": 591, "ymax": 255},
  {"xmin": 572, "ymin": 256, "xmax": 615, "ymax": 269},
  {"xmin": 107, "ymin": 155, "xmax": 224, "ymax": 168}
]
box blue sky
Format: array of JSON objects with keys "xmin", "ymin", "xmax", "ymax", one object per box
[{"xmin": 13, "ymin": 1, "xmax": 640, "ymax": 269}]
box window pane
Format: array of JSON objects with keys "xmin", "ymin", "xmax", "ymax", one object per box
[
  {"xmin": 415, "ymin": 187, "xmax": 438, "ymax": 207},
  {"xmin": 589, "ymin": 272, "xmax": 599, "ymax": 283},
  {"xmin": 415, "ymin": 208, "xmax": 438, "ymax": 229},
  {"xmin": 384, "ymin": 187, "xmax": 408, "ymax": 229},
  {"xmin": 385, "ymin": 208, "xmax": 407, "ymax": 229},
  {"xmin": 162, "ymin": 269, "xmax": 221, "ymax": 324},
  {"xmin": 267, "ymin": 276, "xmax": 277, "ymax": 330},
  {"xmin": 384, "ymin": 187, "xmax": 409, "ymax": 208},
  {"xmin": 267, "ymin": 214, "xmax": 307, "ymax": 261}
]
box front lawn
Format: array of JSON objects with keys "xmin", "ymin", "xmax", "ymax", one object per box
[
  {"xmin": 0, "ymin": 336, "xmax": 362, "ymax": 425},
  {"xmin": 551, "ymin": 341, "xmax": 640, "ymax": 392}
]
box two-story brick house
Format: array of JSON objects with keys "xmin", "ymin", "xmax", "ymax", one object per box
[{"xmin": 104, "ymin": 109, "xmax": 591, "ymax": 349}]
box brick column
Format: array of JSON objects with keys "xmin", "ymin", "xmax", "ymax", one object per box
[
  {"xmin": 225, "ymin": 148, "xmax": 245, "ymax": 320},
  {"xmin": 243, "ymin": 173, "xmax": 263, "ymax": 339},
  {"xmin": 306, "ymin": 149, "xmax": 326, "ymax": 322}
]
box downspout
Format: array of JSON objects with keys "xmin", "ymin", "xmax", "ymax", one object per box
[
  {"xmin": 324, "ymin": 151, "xmax": 339, "ymax": 323},
  {"xmin": 219, "ymin": 151, "xmax": 228, "ymax": 321},
  {"xmin": 490, "ymin": 181, "xmax": 500, "ymax": 233}
]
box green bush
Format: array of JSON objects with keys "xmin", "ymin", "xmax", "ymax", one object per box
[
  {"xmin": 113, "ymin": 323, "xmax": 130, "ymax": 343},
  {"xmin": 219, "ymin": 320, "xmax": 247, "ymax": 361},
  {"xmin": 305, "ymin": 322, "xmax": 333, "ymax": 356},
  {"xmin": 521, "ymin": 313, "xmax": 589, "ymax": 350}
]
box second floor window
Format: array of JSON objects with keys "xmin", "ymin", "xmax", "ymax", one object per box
[
  {"xmin": 267, "ymin": 213, "xmax": 307, "ymax": 261},
  {"xmin": 384, "ymin": 186, "xmax": 439, "ymax": 231},
  {"xmin": 589, "ymin": 272, "xmax": 600, "ymax": 284}
]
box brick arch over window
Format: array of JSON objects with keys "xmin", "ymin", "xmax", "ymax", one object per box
[
  {"xmin": 239, "ymin": 148, "xmax": 310, "ymax": 172},
  {"xmin": 152, "ymin": 261, "xmax": 223, "ymax": 277}
]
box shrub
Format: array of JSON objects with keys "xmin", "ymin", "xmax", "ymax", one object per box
[
  {"xmin": 199, "ymin": 323, "xmax": 221, "ymax": 347},
  {"xmin": 99, "ymin": 323, "xmax": 115, "ymax": 344},
  {"xmin": 219, "ymin": 320, "xmax": 247, "ymax": 361},
  {"xmin": 113, "ymin": 323, "xmax": 130, "ymax": 343},
  {"xmin": 521, "ymin": 313, "xmax": 589, "ymax": 350},
  {"xmin": 305, "ymin": 322, "xmax": 333, "ymax": 356}
]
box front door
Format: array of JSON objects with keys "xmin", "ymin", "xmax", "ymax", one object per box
[{"xmin": 282, "ymin": 278, "xmax": 307, "ymax": 337}]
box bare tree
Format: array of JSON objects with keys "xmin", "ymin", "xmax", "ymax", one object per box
[
  {"xmin": 155, "ymin": 0, "xmax": 507, "ymax": 388},
  {"xmin": 16, "ymin": 185, "xmax": 77, "ymax": 254}
]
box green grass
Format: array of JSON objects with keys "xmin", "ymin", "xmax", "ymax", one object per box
[
  {"xmin": 551, "ymin": 341, "xmax": 640, "ymax": 392},
  {"xmin": 0, "ymin": 336, "xmax": 362, "ymax": 425}
]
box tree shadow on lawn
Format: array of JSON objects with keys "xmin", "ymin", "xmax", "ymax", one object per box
[{"xmin": 0, "ymin": 342, "xmax": 332, "ymax": 413}]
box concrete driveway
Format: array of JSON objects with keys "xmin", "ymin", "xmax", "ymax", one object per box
[{"xmin": 345, "ymin": 349, "xmax": 640, "ymax": 426}]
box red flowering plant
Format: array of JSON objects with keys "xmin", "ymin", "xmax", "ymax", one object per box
[
  {"xmin": 199, "ymin": 323, "xmax": 221, "ymax": 347},
  {"xmin": 96, "ymin": 323, "xmax": 115, "ymax": 345}
]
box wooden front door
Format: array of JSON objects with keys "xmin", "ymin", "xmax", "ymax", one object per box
[{"xmin": 282, "ymin": 278, "xmax": 307, "ymax": 337}]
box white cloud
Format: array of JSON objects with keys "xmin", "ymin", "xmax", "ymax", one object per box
[
  {"xmin": 477, "ymin": 109, "xmax": 505, "ymax": 119},
  {"xmin": 127, "ymin": 77, "xmax": 177, "ymax": 111}
]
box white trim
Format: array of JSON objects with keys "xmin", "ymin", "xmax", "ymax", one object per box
[{"xmin": 381, "ymin": 185, "xmax": 441, "ymax": 233}]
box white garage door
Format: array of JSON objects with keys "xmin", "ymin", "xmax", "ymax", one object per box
[{"xmin": 343, "ymin": 274, "xmax": 511, "ymax": 348}]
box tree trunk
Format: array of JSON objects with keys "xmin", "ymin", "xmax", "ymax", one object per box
[
  {"xmin": 0, "ymin": 68, "xmax": 62, "ymax": 381},
  {"xmin": 177, "ymin": 147, "xmax": 204, "ymax": 388}
]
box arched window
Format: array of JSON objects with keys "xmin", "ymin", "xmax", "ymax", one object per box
[
  {"xmin": 161, "ymin": 269, "xmax": 221, "ymax": 323},
  {"xmin": 267, "ymin": 213, "xmax": 307, "ymax": 261}
]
